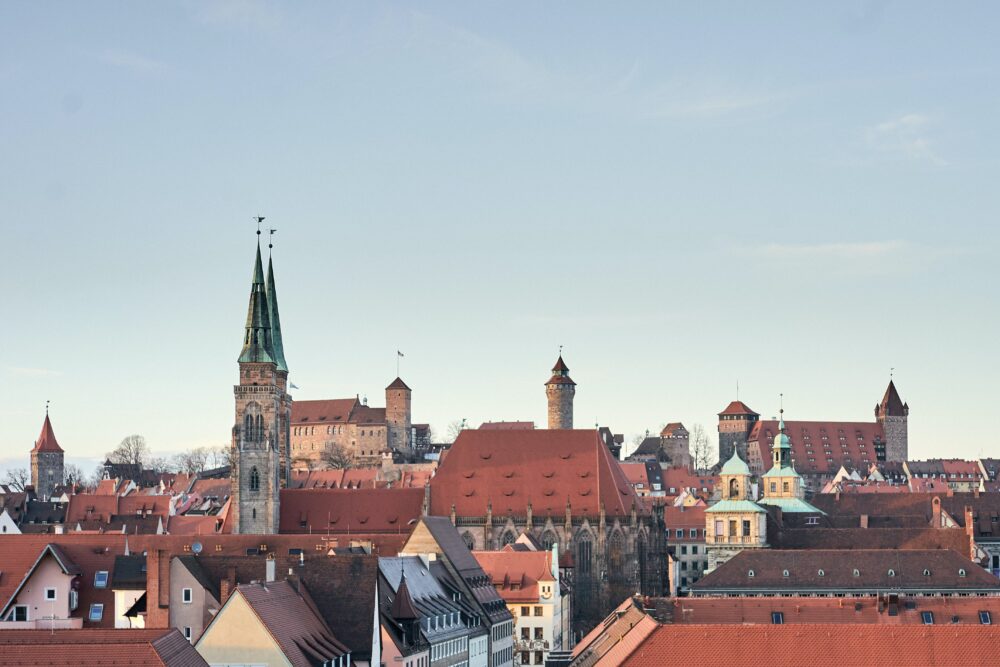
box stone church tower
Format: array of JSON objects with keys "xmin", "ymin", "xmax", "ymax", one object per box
[
  {"xmin": 31, "ymin": 410, "xmax": 64, "ymax": 500},
  {"xmin": 876, "ymin": 380, "xmax": 908, "ymax": 462},
  {"xmin": 231, "ymin": 236, "xmax": 290, "ymax": 535},
  {"xmin": 545, "ymin": 355, "xmax": 575, "ymax": 429},
  {"xmin": 386, "ymin": 377, "xmax": 412, "ymax": 454}
]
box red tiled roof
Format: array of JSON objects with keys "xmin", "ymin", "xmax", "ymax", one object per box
[
  {"xmin": 65, "ymin": 494, "xmax": 170, "ymax": 525},
  {"xmin": 552, "ymin": 355, "xmax": 569, "ymax": 373},
  {"xmin": 278, "ymin": 487, "xmax": 424, "ymax": 534},
  {"xmin": 750, "ymin": 420, "xmax": 884, "ymax": 475},
  {"xmin": 474, "ymin": 549, "xmax": 555, "ymax": 603},
  {"xmin": 291, "ymin": 398, "xmax": 359, "ymax": 424},
  {"xmin": 32, "ymin": 414, "xmax": 63, "ymax": 453},
  {"xmin": 352, "ymin": 405, "xmax": 387, "ymax": 425},
  {"xmin": 621, "ymin": 625, "xmax": 1000, "ymax": 667},
  {"xmin": 619, "ymin": 463, "xmax": 651, "ymax": 487},
  {"xmin": 0, "ymin": 628, "xmax": 208, "ymax": 666},
  {"xmin": 661, "ymin": 467, "xmax": 717, "ymax": 494},
  {"xmin": 718, "ymin": 401, "xmax": 758, "ymax": 417},
  {"xmin": 659, "ymin": 423, "xmax": 686, "ymax": 437},
  {"xmin": 478, "ymin": 421, "xmax": 536, "ymax": 430},
  {"xmin": 289, "ymin": 468, "xmax": 380, "ymax": 490},
  {"xmin": 662, "ymin": 506, "xmax": 705, "ymax": 532},
  {"xmin": 430, "ymin": 429, "xmax": 639, "ymax": 518}
]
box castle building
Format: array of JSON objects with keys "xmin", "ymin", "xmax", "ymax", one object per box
[
  {"xmin": 289, "ymin": 379, "xmax": 415, "ymax": 468},
  {"xmin": 743, "ymin": 381, "xmax": 909, "ymax": 491},
  {"xmin": 30, "ymin": 411, "xmax": 64, "ymax": 501},
  {"xmin": 627, "ymin": 423, "xmax": 691, "ymax": 468},
  {"xmin": 230, "ymin": 236, "xmax": 291, "ymax": 534},
  {"xmin": 717, "ymin": 401, "xmax": 759, "ymax": 464},
  {"xmin": 545, "ymin": 356, "xmax": 575, "ymax": 430}
]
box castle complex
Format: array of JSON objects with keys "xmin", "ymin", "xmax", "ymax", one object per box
[{"xmin": 545, "ymin": 355, "xmax": 575, "ymax": 429}]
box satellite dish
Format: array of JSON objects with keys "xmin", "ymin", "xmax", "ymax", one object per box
[{"xmin": 191, "ymin": 541, "xmax": 203, "ymax": 554}]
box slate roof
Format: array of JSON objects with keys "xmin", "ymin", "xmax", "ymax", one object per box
[
  {"xmin": 691, "ymin": 549, "xmax": 1000, "ymax": 594},
  {"xmin": 112, "ymin": 554, "xmax": 147, "ymax": 590},
  {"xmin": 430, "ymin": 429, "xmax": 639, "ymax": 518},
  {"xmin": 0, "ymin": 628, "xmax": 208, "ymax": 667}
]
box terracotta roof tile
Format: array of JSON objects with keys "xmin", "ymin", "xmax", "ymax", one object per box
[
  {"xmin": 718, "ymin": 401, "xmax": 758, "ymax": 417},
  {"xmin": 278, "ymin": 487, "xmax": 424, "ymax": 534},
  {"xmin": 32, "ymin": 414, "xmax": 63, "ymax": 453},
  {"xmin": 473, "ymin": 549, "xmax": 555, "ymax": 603},
  {"xmin": 0, "ymin": 628, "xmax": 208, "ymax": 666},
  {"xmin": 751, "ymin": 420, "xmax": 885, "ymax": 475}
]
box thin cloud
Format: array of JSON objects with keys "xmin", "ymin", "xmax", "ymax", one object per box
[
  {"xmin": 750, "ymin": 240, "xmax": 968, "ymax": 276},
  {"xmin": 7, "ymin": 367, "xmax": 61, "ymax": 378},
  {"xmin": 99, "ymin": 49, "xmax": 167, "ymax": 74},
  {"xmin": 866, "ymin": 113, "xmax": 947, "ymax": 165}
]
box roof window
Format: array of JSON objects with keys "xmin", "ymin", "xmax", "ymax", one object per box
[
  {"xmin": 921, "ymin": 611, "xmax": 934, "ymax": 625},
  {"xmin": 980, "ymin": 611, "xmax": 992, "ymax": 625},
  {"xmin": 817, "ymin": 569, "xmax": 825, "ymax": 577},
  {"xmin": 959, "ymin": 569, "xmax": 967, "ymax": 577},
  {"xmin": 887, "ymin": 569, "xmax": 896, "ymax": 577},
  {"xmin": 782, "ymin": 570, "xmax": 789, "ymax": 578},
  {"xmin": 771, "ymin": 612, "xmax": 784, "ymax": 625},
  {"xmin": 94, "ymin": 571, "xmax": 109, "ymax": 588},
  {"xmin": 923, "ymin": 569, "xmax": 931, "ymax": 576},
  {"xmin": 748, "ymin": 570, "xmax": 755, "ymax": 578}
]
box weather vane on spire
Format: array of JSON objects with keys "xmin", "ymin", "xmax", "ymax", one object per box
[
  {"xmin": 890, "ymin": 367, "xmax": 895, "ymax": 380},
  {"xmin": 254, "ymin": 216, "xmax": 265, "ymax": 236},
  {"xmin": 46, "ymin": 399, "xmax": 49, "ymax": 416},
  {"xmin": 559, "ymin": 344, "xmax": 563, "ymax": 356},
  {"xmin": 269, "ymin": 228, "xmax": 277, "ymax": 253}
]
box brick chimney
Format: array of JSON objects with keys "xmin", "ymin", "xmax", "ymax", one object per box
[
  {"xmin": 144, "ymin": 549, "xmax": 170, "ymax": 628},
  {"xmin": 932, "ymin": 496, "xmax": 941, "ymax": 528},
  {"xmin": 965, "ymin": 505, "xmax": 976, "ymax": 562},
  {"xmin": 220, "ymin": 566, "xmax": 237, "ymax": 605}
]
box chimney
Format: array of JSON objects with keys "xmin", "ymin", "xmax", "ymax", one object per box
[
  {"xmin": 932, "ymin": 496, "xmax": 941, "ymax": 528},
  {"xmin": 266, "ymin": 555, "xmax": 276, "ymax": 583},
  {"xmin": 860, "ymin": 514, "xmax": 869, "ymax": 529},
  {"xmin": 220, "ymin": 566, "xmax": 237, "ymax": 605},
  {"xmin": 965, "ymin": 506, "xmax": 976, "ymax": 562},
  {"xmin": 144, "ymin": 549, "xmax": 170, "ymax": 628}
]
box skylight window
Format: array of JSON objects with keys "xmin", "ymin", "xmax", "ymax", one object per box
[
  {"xmin": 921, "ymin": 611, "xmax": 934, "ymax": 625},
  {"xmin": 980, "ymin": 611, "xmax": 992, "ymax": 625},
  {"xmin": 94, "ymin": 571, "xmax": 109, "ymax": 588},
  {"xmin": 771, "ymin": 612, "xmax": 784, "ymax": 624},
  {"xmin": 89, "ymin": 603, "xmax": 104, "ymax": 622}
]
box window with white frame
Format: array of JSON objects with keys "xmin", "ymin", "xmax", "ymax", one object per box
[
  {"xmin": 94, "ymin": 571, "xmax": 109, "ymax": 588},
  {"xmin": 182, "ymin": 588, "xmax": 193, "ymax": 603},
  {"xmin": 44, "ymin": 587, "xmax": 57, "ymax": 601},
  {"xmin": 89, "ymin": 603, "xmax": 104, "ymax": 621}
]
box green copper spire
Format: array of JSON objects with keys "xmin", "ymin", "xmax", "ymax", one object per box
[
  {"xmin": 238, "ymin": 239, "xmax": 276, "ymax": 364},
  {"xmin": 266, "ymin": 253, "xmax": 288, "ymax": 373}
]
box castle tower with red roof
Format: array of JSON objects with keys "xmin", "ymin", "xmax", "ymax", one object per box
[
  {"xmin": 875, "ymin": 380, "xmax": 908, "ymax": 462},
  {"xmin": 30, "ymin": 409, "xmax": 64, "ymax": 500},
  {"xmin": 545, "ymin": 355, "xmax": 575, "ymax": 430},
  {"xmin": 385, "ymin": 377, "xmax": 412, "ymax": 454},
  {"xmin": 231, "ymin": 234, "xmax": 286, "ymax": 534},
  {"xmin": 717, "ymin": 400, "xmax": 759, "ymax": 464}
]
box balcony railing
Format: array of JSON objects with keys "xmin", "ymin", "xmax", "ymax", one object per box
[
  {"xmin": 710, "ymin": 535, "xmax": 756, "ymax": 545},
  {"xmin": 515, "ymin": 639, "xmax": 550, "ymax": 651}
]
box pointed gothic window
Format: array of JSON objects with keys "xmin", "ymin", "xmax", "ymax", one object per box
[{"xmin": 250, "ymin": 467, "xmax": 260, "ymax": 492}]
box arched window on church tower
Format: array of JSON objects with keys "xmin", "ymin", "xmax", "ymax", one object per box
[
  {"xmin": 500, "ymin": 530, "xmax": 517, "ymax": 547},
  {"xmin": 250, "ymin": 467, "xmax": 260, "ymax": 492},
  {"xmin": 461, "ymin": 531, "xmax": 476, "ymax": 550},
  {"xmin": 608, "ymin": 531, "xmax": 625, "ymax": 579},
  {"xmin": 541, "ymin": 530, "xmax": 558, "ymax": 551}
]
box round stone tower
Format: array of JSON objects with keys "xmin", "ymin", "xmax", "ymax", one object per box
[{"xmin": 545, "ymin": 355, "xmax": 576, "ymax": 429}]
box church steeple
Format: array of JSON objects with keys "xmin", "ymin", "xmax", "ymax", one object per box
[
  {"xmin": 238, "ymin": 239, "xmax": 276, "ymax": 364},
  {"xmin": 772, "ymin": 409, "xmax": 792, "ymax": 469},
  {"xmin": 266, "ymin": 254, "xmax": 288, "ymax": 373}
]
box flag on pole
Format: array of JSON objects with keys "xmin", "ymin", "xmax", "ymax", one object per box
[
  {"xmin": 397, "ymin": 351, "xmax": 404, "ymax": 357},
  {"xmin": 290, "ymin": 382, "xmax": 300, "ymax": 389}
]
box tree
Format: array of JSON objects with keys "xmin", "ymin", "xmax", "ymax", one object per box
[
  {"xmin": 321, "ymin": 442, "xmax": 354, "ymax": 470},
  {"xmin": 87, "ymin": 464, "xmax": 107, "ymax": 489},
  {"xmin": 148, "ymin": 456, "xmax": 173, "ymax": 475},
  {"xmin": 3, "ymin": 467, "xmax": 29, "ymax": 492},
  {"xmin": 689, "ymin": 423, "xmax": 713, "ymax": 472},
  {"xmin": 173, "ymin": 447, "xmax": 211, "ymax": 475},
  {"xmin": 445, "ymin": 419, "xmax": 468, "ymax": 443},
  {"xmin": 64, "ymin": 463, "xmax": 85, "ymax": 487},
  {"xmin": 207, "ymin": 446, "xmax": 233, "ymax": 470},
  {"xmin": 107, "ymin": 434, "xmax": 149, "ymax": 468}
]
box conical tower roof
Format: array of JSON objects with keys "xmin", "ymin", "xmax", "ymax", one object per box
[
  {"xmin": 238, "ymin": 241, "xmax": 276, "ymax": 364},
  {"xmin": 879, "ymin": 380, "xmax": 906, "ymax": 417},
  {"xmin": 390, "ymin": 571, "xmax": 419, "ymax": 621},
  {"xmin": 546, "ymin": 354, "xmax": 575, "ymax": 386},
  {"xmin": 266, "ymin": 255, "xmax": 288, "ymax": 372},
  {"xmin": 33, "ymin": 414, "xmax": 63, "ymax": 453}
]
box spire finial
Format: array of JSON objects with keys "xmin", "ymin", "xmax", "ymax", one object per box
[
  {"xmin": 268, "ymin": 228, "xmax": 277, "ymax": 254},
  {"xmin": 890, "ymin": 367, "xmax": 894, "ymax": 380},
  {"xmin": 254, "ymin": 216, "xmax": 265, "ymax": 237},
  {"xmin": 559, "ymin": 344, "xmax": 563, "ymax": 357},
  {"xmin": 45, "ymin": 399, "xmax": 49, "ymax": 416}
]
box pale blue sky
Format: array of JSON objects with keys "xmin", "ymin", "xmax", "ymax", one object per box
[{"xmin": 2, "ymin": 2, "xmax": 998, "ymax": 471}]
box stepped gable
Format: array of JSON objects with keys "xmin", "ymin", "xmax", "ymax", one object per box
[
  {"xmin": 429, "ymin": 429, "xmax": 638, "ymax": 518},
  {"xmin": 751, "ymin": 419, "xmax": 884, "ymax": 475},
  {"xmin": 32, "ymin": 414, "xmax": 63, "ymax": 452},
  {"xmin": 278, "ymin": 487, "xmax": 424, "ymax": 534}
]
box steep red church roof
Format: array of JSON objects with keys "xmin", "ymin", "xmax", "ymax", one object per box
[
  {"xmin": 430, "ymin": 429, "xmax": 638, "ymax": 518},
  {"xmin": 32, "ymin": 414, "xmax": 63, "ymax": 453}
]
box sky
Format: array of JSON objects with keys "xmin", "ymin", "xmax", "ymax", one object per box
[{"xmin": 2, "ymin": 1, "xmax": 999, "ymax": 473}]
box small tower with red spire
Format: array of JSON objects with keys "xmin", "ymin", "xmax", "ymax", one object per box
[
  {"xmin": 545, "ymin": 353, "xmax": 575, "ymax": 429},
  {"xmin": 31, "ymin": 406, "xmax": 64, "ymax": 500}
]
